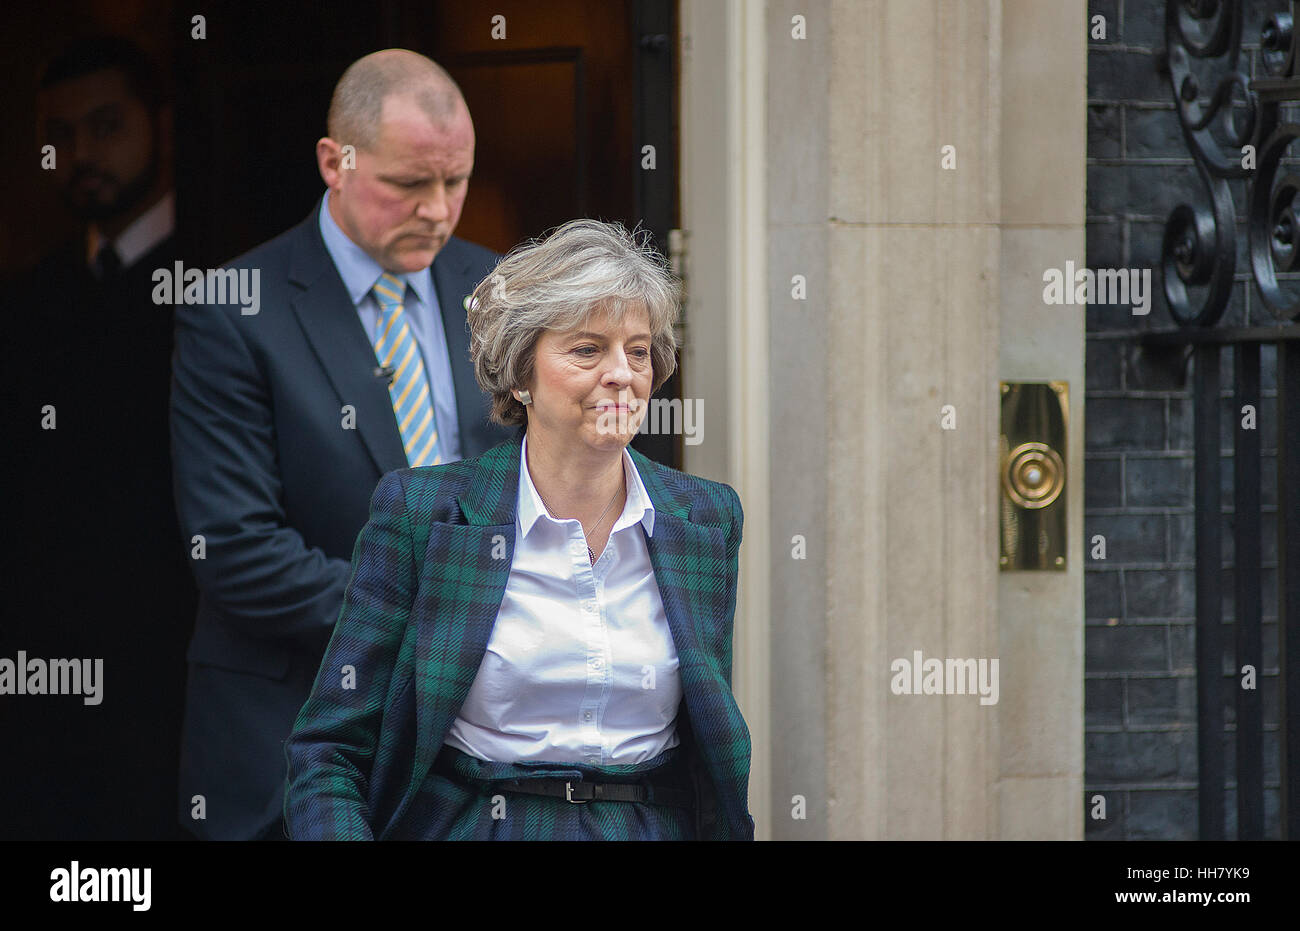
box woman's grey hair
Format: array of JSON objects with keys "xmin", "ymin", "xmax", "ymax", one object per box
[{"xmin": 467, "ymin": 218, "xmax": 681, "ymax": 427}]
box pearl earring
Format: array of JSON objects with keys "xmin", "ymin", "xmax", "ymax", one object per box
[{"xmin": 518, "ymin": 390, "xmax": 532, "ymax": 405}]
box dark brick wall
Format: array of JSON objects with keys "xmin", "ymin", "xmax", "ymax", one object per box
[{"xmin": 1085, "ymin": 0, "xmax": 1285, "ymax": 840}]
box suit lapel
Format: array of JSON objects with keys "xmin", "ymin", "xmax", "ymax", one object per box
[
  {"xmin": 287, "ymin": 201, "xmax": 408, "ymax": 476},
  {"xmin": 432, "ymin": 245, "xmax": 492, "ymax": 457}
]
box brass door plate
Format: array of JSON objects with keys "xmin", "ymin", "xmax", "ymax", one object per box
[{"xmin": 1000, "ymin": 381, "xmax": 1068, "ymax": 570}]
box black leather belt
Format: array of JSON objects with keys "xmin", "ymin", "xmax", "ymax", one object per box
[
  {"xmin": 434, "ymin": 750, "xmax": 695, "ymax": 810},
  {"xmin": 492, "ymin": 777, "xmax": 694, "ymax": 809}
]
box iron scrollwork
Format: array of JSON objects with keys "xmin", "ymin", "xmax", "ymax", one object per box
[{"xmin": 1161, "ymin": 0, "xmax": 1300, "ymax": 325}]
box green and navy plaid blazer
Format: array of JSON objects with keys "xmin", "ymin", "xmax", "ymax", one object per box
[{"xmin": 283, "ymin": 427, "xmax": 754, "ymax": 840}]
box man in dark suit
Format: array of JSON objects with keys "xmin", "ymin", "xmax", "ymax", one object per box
[
  {"xmin": 5, "ymin": 36, "xmax": 196, "ymax": 840},
  {"xmin": 169, "ymin": 49, "xmax": 511, "ymax": 841}
]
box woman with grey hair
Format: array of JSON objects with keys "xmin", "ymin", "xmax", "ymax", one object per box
[{"xmin": 284, "ymin": 218, "xmax": 753, "ymax": 841}]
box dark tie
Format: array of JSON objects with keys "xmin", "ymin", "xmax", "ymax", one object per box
[{"xmin": 94, "ymin": 243, "xmax": 123, "ymax": 280}]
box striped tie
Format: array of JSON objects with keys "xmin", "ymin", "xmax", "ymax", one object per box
[{"xmin": 371, "ymin": 273, "xmax": 442, "ymax": 467}]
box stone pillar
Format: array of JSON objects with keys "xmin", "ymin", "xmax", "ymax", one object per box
[
  {"xmin": 820, "ymin": 0, "xmax": 1002, "ymax": 840},
  {"xmin": 769, "ymin": 0, "xmax": 1083, "ymax": 839},
  {"xmin": 683, "ymin": 0, "xmax": 1084, "ymax": 839}
]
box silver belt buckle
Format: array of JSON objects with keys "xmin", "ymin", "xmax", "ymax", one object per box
[{"xmin": 565, "ymin": 781, "xmax": 590, "ymax": 804}]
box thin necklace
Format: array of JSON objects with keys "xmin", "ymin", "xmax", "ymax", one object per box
[
  {"xmin": 585, "ymin": 483, "xmax": 623, "ymax": 564},
  {"xmin": 538, "ymin": 480, "xmax": 622, "ymax": 565}
]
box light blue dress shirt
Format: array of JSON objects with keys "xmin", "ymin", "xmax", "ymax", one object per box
[
  {"xmin": 317, "ymin": 189, "xmax": 462, "ymax": 462},
  {"xmin": 443, "ymin": 434, "xmax": 683, "ymax": 765}
]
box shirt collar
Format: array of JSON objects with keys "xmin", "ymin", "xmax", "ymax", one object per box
[
  {"xmin": 517, "ymin": 433, "xmax": 656, "ymax": 540},
  {"xmin": 317, "ymin": 188, "xmax": 432, "ymax": 309},
  {"xmin": 87, "ymin": 189, "xmax": 175, "ymax": 269}
]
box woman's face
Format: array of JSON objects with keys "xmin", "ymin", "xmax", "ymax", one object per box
[{"xmin": 520, "ymin": 302, "xmax": 654, "ymax": 454}]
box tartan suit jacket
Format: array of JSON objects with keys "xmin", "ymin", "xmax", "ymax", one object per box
[{"xmin": 283, "ymin": 427, "xmax": 754, "ymax": 840}]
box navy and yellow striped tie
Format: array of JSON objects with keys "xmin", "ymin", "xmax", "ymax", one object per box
[{"xmin": 371, "ymin": 273, "xmax": 442, "ymax": 467}]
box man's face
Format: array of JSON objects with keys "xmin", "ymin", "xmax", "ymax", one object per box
[
  {"xmin": 39, "ymin": 69, "xmax": 158, "ymax": 220},
  {"xmin": 326, "ymin": 94, "xmax": 474, "ymax": 273}
]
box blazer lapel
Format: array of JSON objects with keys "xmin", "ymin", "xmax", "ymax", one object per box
[
  {"xmin": 287, "ymin": 199, "xmax": 408, "ymax": 476},
  {"xmin": 408, "ymin": 432, "xmax": 523, "ymax": 792},
  {"xmin": 632, "ymin": 451, "xmax": 749, "ymax": 837}
]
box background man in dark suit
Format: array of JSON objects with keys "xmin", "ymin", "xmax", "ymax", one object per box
[
  {"xmin": 6, "ymin": 35, "xmax": 196, "ymax": 840},
  {"xmin": 169, "ymin": 49, "xmax": 511, "ymax": 841}
]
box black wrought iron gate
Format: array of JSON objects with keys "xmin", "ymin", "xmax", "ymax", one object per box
[{"xmin": 1146, "ymin": 0, "xmax": 1300, "ymax": 840}]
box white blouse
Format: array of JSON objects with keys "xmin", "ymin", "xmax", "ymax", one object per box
[{"xmin": 442, "ymin": 435, "xmax": 683, "ymax": 765}]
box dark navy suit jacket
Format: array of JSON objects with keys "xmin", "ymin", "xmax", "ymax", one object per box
[{"xmin": 169, "ymin": 198, "xmax": 511, "ymax": 839}]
